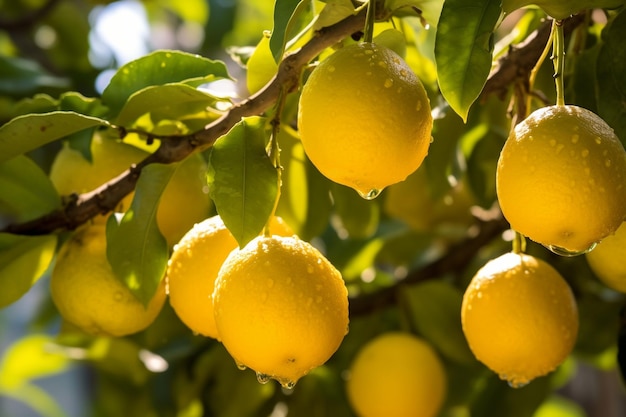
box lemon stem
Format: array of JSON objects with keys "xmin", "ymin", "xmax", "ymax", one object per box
[
  {"xmin": 264, "ymin": 88, "xmax": 286, "ymax": 237},
  {"xmin": 512, "ymin": 231, "xmax": 527, "ymax": 254},
  {"xmin": 526, "ymin": 19, "xmax": 556, "ymax": 114},
  {"xmin": 553, "ymin": 19, "xmax": 566, "ymax": 106},
  {"xmin": 363, "ymin": 0, "xmax": 376, "ymax": 44}
]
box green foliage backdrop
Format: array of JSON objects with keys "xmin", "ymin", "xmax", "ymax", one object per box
[{"xmin": 1, "ymin": 0, "xmax": 626, "ymax": 416}]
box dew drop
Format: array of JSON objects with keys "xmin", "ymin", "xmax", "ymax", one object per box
[
  {"xmin": 556, "ymin": 144, "xmax": 564, "ymax": 154},
  {"xmin": 605, "ymin": 159, "xmax": 612, "ymax": 168},
  {"xmin": 327, "ymin": 65, "xmax": 335, "ymax": 73},
  {"xmin": 507, "ymin": 379, "xmax": 529, "ymax": 389},
  {"xmin": 280, "ymin": 379, "xmax": 297, "ymax": 389},
  {"xmin": 546, "ymin": 243, "xmax": 597, "ymax": 257},
  {"xmin": 306, "ymin": 265, "xmax": 314, "ymax": 274},
  {"xmin": 571, "ymin": 134, "xmax": 579, "ymax": 144},
  {"xmin": 581, "ymin": 149, "xmax": 589, "ymax": 158},
  {"xmin": 384, "ymin": 78, "xmax": 393, "ymax": 88},
  {"xmin": 549, "ymin": 139, "xmax": 557, "ymax": 147},
  {"xmin": 378, "ymin": 61, "xmax": 388, "ymax": 69},
  {"xmin": 114, "ymin": 291, "xmax": 124, "ymax": 302},
  {"xmin": 236, "ymin": 362, "xmax": 247, "ymax": 371},
  {"xmin": 256, "ymin": 372, "xmax": 271, "ymax": 384},
  {"xmin": 358, "ymin": 188, "xmax": 382, "ymax": 200},
  {"xmin": 595, "ymin": 137, "xmax": 602, "ymax": 145},
  {"xmin": 416, "ymin": 101, "xmax": 422, "ymax": 111}
]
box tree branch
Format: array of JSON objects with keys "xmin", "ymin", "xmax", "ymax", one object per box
[
  {"xmin": 348, "ymin": 216, "xmax": 509, "ymax": 317},
  {"xmin": 1, "ymin": 10, "xmax": 368, "ymax": 236},
  {"xmin": 481, "ymin": 14, "xmax": 586, "ymax": 100}
]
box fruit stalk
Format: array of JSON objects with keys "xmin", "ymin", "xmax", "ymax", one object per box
[{"xmin": 553, "ymin": 19, "xmax": 566, "ymax": 106}]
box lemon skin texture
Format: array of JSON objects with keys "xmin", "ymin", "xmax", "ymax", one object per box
[
  {"xmin": 346, "ymin": 332, "xmax": 447, "ymax": 417},
  {"xmin": 298, "ymin": 42, "xmax": 433, "ymax": 197},
  {"xmin": 50, "ymin": 225, "xmax": 166, "ymax": 337},
  {"xmin": 496, "ymin": 105, "xmax": 626, "ymax": 253},
  {"xmin": 586, "ymin": 221, "xmax": 626, "ymax": 293},
  {"xmin": 461, "ymin": 252, "xmax": 578, "ymax": 387},
  {"xmin": 166, "ymin": 215, "xmax": 293, "ymax": 338},
  {"xmin": 213, "ymin": 235, "xmax": 349, "ymax": 388}
]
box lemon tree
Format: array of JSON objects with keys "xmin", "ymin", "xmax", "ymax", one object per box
[{"xmin": 1, "ymin": 0, "xmax": 626, "ymax": 416}]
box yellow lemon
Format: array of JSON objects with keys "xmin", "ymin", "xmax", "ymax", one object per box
[
  {"xmin": 461, "ymin": 252, "xmax": 578, "ymax": 387},
  {"xmin": 297, "ymin": 42, "xmax": 433, "ymax": 198},
  {"xmin": 213, "ymin": 235, "xmax": 349, "ymax": 388},
  {"xmin": 346, "ymin": 332, "xmax": 447, "ymax": 417},
  {"xmin": 496, "ymin": 105, "xmax": 626, "ymax": 255},
  {"xmin": 586, "ymin": 221, "xmax": 626, "ymax": 293},
  {"xmin": 49, "ymin": 132, "xmax": 212, "ymax": 247},
  {"xmin": 50, "ymin": 225, "xmax": 166, "ymax": 337},
  {"xmin": 166, "ymin": 215, "xmax": 293, "ymax": 338}
]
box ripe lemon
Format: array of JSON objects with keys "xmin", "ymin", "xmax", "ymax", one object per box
[
  {"xmin": 297, "ymin": 42, "xmax": 433, "ymax": 198},
  {"xmin": 496, "ymin": 105, "xmax": 626, "ymax": 254},
  {"xmin": 346, "ymin": 332, "xmax": 447, "ymax": 417},
  {"xmin": 49, "ymin": 132, "xmax": 212, "ymax": 247},
  {"xmin": 586, "ymin": 221, "xmax": 626, "ymax": 293},
  {"xmin": 166, "ymin": 215, "xmax": 293, "ymax": 338},
  {"xmin": 461, "ymin": 252, "xmax": 578, "ymax": 387},
  {"xmin": 50, "ymin": 225, "xmax": 166, "ymax": 337},
  {"xmin": 212, "ymin": 235, "xmax": 349, "ymax": 388}
]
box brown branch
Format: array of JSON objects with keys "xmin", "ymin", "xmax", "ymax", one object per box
[
  {"xmin": 349, "ymin": 216, "xmax": 509, "ymax": 317},
  {"xmin": 1, "ymin": 10, "xmax": 368, "ymax": 236},
  {"xmin": 481, "ymin": 14, "xmax": 586, "ymax": 100}
]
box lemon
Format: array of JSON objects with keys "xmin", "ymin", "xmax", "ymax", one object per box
[
  {"xmin": 212, "ymin": 235, "xmax": 349, "ymax": 388},
  {"xmin": 50, "ymin": 225, "xmax": 166, "ymax": 337},
  {"xmin": 461, "ymin": 252, "xmax": 578, "ymax": 387},
  {"xmin": 297, "ymin": 42, "xmax": 433, "ymax": 198},
  {"xmin": 166, "ymin": 215, "xmax": 294, "ymax": 338},
  {"xmin": 49, "ymin": 132, "xmax": 212, "ymax": 247},
  {"xmin": 496, "ymin": 105, "xmax": 626, "ymax": 254},
  {"xmin": 586, "ymin": 221, "xmax": 626, "ymax": 293},
  {"xmin": 346, "ymin": 332, "xmax": 447, "ymax": 417}
]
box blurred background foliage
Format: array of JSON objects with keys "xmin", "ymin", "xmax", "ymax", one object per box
[{"xmin": 1, "ymin": 0, "xmax": 626, "ymax": 416}]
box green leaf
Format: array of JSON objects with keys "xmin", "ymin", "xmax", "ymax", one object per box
[
  {"xmin": 434, "ymin": 0, "xmax": 502, "ymax": 121},
  {"xmin": 0, "ymin": 155, "xmax": 61, "ymax": 223},
  {"xmin": 596, "ymin": 10, "xmax": 626, "ymax": 145},
  {"xmin": 0, "ymin": 234, "xmax": 57, "ymax": 308},
  {"xmin": 116, "ymin": 84, "xmax": 221, "ymax": 127},
  {"xmin": 207, "ymin": 116, "xmax": 278, "ymax": 248},
  {"xmin": 314, "ymin": 0, "xmax": 358, "ymax": 31},
  {"xmin": 0, "ymin": 334, "xmax": 69, "ymax": 389},
  {"xmin": 102, "ymin": 50, "xmax": 231, "ymax": 118},
  {"xmin": 0, "ymin": 55, "xmax": 69, "ymax": 95},
  {"xmin": 403, "ymin": 280, "xmax": 476, "ymax": 364},
  {"xmin": 269, "ymin": 0, "xmax": 311, "ymax": 63},
  {"xmin": 532, "ymin": 395, "xmax": 586, "ymax": 417},
  {"xmin": 0, "ymin": 111, "xmax": 109, "ymax": 163},
  {"xmin": 106, "ymin": 163, "xmax": 174, "ymax": 307}
]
